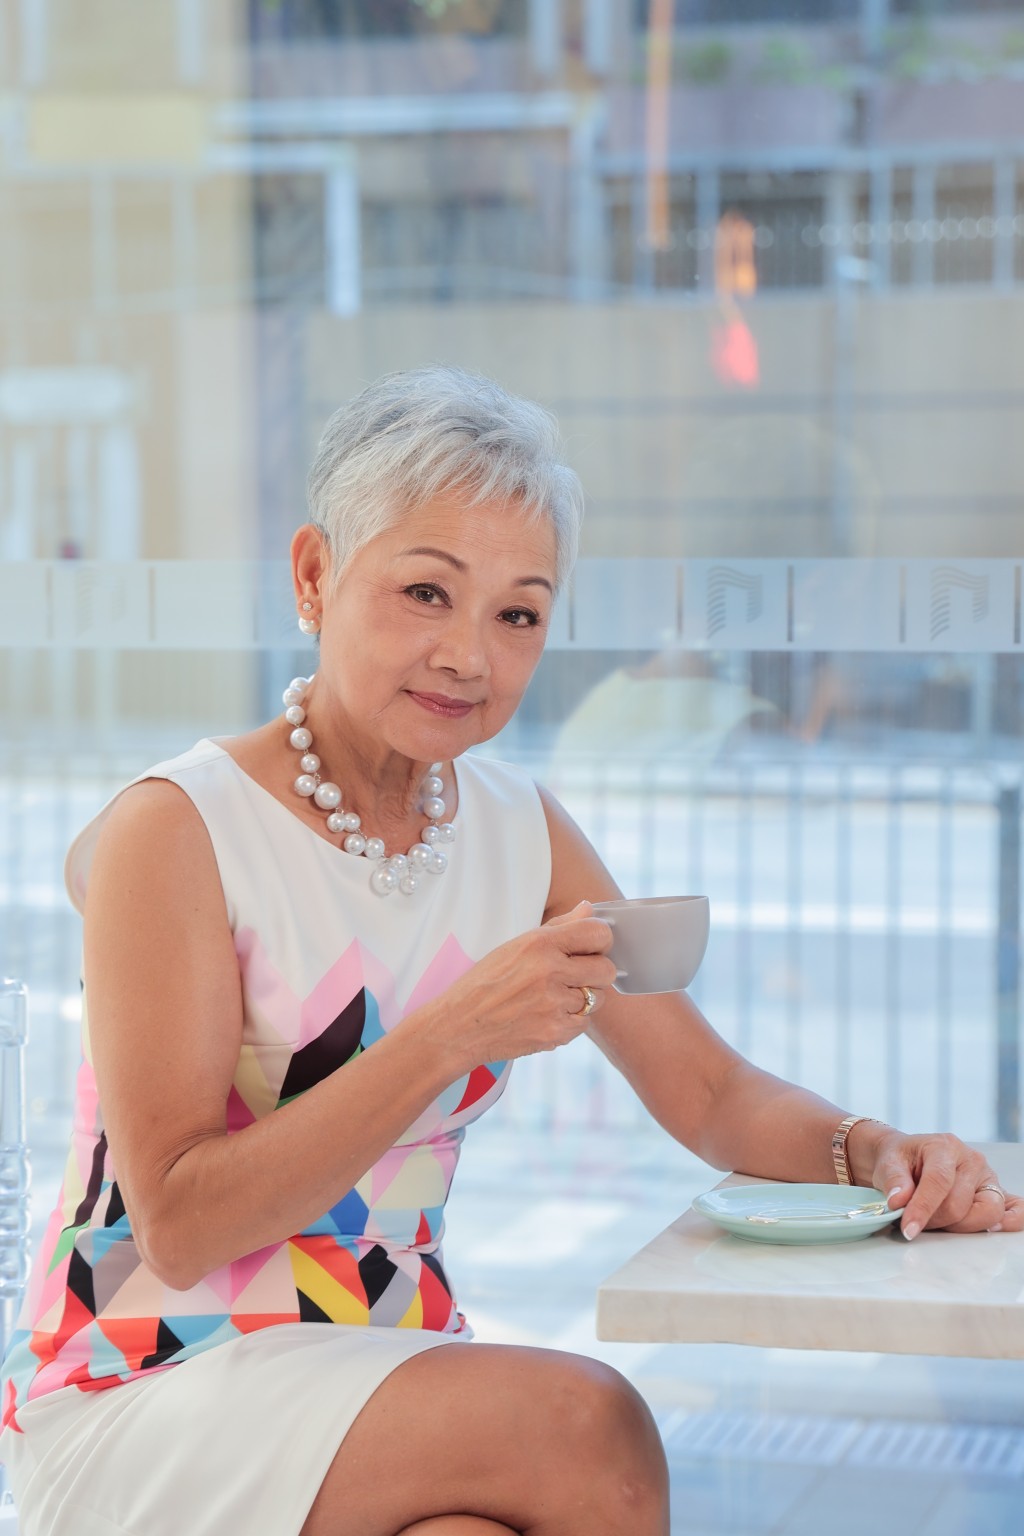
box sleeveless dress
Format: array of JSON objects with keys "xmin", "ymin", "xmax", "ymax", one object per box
[{"xmin": 0, "ymin": 741, "xmax": 551, "ymax": 1536}]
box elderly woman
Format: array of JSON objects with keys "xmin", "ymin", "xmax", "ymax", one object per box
[{"xmin": 1, "ymin": 366, "xmax": 1020, "ymax": 1536}]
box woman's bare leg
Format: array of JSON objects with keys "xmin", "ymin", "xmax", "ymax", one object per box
[
  {"xmin": 398, "ymin": 1521, "xmax": 518, "ymax": 1534},
  {"xmin": 300, "ymin": 1343, "xmax": 668, "ymax": 1536}
]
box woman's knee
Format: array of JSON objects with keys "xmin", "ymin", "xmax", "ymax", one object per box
[{"xmin": 540, "ymin": 1355, "xmax": 669, "ymax": 1518}]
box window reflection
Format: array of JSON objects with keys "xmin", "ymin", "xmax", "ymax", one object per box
[
  {"xmin": 2, "ymin": 0, "xmax": 1024, "ymax": 1249},
  {"xmin": 3, "ymin": 11, "xmax": 1024, "ymax": 1524}
]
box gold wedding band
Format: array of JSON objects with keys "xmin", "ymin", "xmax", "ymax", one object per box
[
  {"xmin": 978, "ymin": 1183, "xmax": 1005, "ymax": 1200},
  {"xmin": 575, "ymin": 986, "xmax": 597, "ymax": 1018}
]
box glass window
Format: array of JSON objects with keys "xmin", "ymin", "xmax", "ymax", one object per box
[{"xmin": 3, "ymin": 5, "xmax": 1024, "ymax": 1526}]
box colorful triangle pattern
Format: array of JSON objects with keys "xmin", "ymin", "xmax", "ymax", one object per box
[{"xmin": 3, "ymin": 928, "xmax": 511, "ymax": 1432}]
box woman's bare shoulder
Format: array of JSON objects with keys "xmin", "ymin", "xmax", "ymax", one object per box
[
  {"xmin": 99, "ymin": 773, "xmax": 207, "ymax": 842},
  {"xmin": 87, "ymin": 776, "xmax": 222, "ymax": 914},
  {"xmin": 535, "ymin": 781, "xmax": 623, "ymax": 918}
]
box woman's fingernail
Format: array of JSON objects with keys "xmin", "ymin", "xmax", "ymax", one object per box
[
  {"xmin": 903, "ymin": 1221, "xmax": 920, "ymax": 1241},
  {"xmin": 887, "ymin": 1186, "xmax": 902, "ymax": 1202},
  {"xmin": 988, "ymin": 1223, "xmax": 1003, "ymax": 1233}
]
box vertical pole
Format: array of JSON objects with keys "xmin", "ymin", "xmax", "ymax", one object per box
[
  {"xmin": 911, "ymin": 161, "xmax": 935, "ymax": 288},
  {"xmin": 643, "ymin": 0, "xmax": 674, "ymax": 258},
  {"xmin": 829, "ymin": 170, "xmax": 857, "ymax": 556},
  {"xmin": 996, "ymin": 785, "xmax": 1021, "ymax": 1140},
  {"xmin": 993, "ymin": 158, "xmax": 1016, "ymax": 291},
  {"xmin": 19, "ymin": 0, "xmax": 48, "ymax": 86},
  {"xmin": 0, "ymin": 979, "xmax": 30, "ymax": 1375},
  {"xmin": 583, "ymin": 0, "xmax": 613, "ymax": 78},
  {"xmin": 176, "ymin": 0, "xmax": 203, "ymax": 86},
  {"xmin": 869, "ymin": 159, "xmax": 892, "ymax": 289},
  {"xmin": 325, "ymin": 152, "xmax": 361, "ymax": 317},
  {"xmin": 569, "ymin": 101, "xmax": 606, "ymax": 302},
  {"xmin": 861, "ymin": 0, "xmax": 890, "ymax": 62},
  {"xmin": 528, "ymin": 0, "xmax": 561, "ymax": 80},
  {"xmin": 695, "ymin": 165, "xmax": 719, "ymax": 295}
]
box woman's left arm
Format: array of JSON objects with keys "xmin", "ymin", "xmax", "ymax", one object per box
[{"xmin": 540, "ymin": 786, "xmax": 1024, "ymax": 1238}]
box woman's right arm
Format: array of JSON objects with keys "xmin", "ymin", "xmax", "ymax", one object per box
[{"xmin": 84, "ymin": 780, "xmax": 612, "ymax": 1290}]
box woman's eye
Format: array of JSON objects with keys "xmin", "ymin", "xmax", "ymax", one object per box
[
  {"xmin": 502, "ymin": 607, "xmax": 540, "ymax": 628},
  {"xmin": 407, "ymin": 584, "xmax": 446, "ymax": 605}
]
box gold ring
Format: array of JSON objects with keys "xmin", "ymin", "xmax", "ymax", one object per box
[
  {"xmin": 575, "ymin": 986, "xmax": 597, "ymax": 1018},
  {"xmin": 978, "ymin": 1183, "xmax": 1005, "ymax": 1200}
]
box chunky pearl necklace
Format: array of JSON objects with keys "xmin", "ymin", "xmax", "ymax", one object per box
[{"xmin": 283, "ymin": 676, "xmax": 456, "ymax": 897}]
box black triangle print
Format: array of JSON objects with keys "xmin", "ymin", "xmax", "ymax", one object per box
[
  {"xmin": 358, "ymin": 1244, "xmax": 398, "ymax": 1310},
  {"xmin": 278, "ymin": 988, "xmax": 367, "ymax": 1102},
  {"xmin": 104, "ymin": 1181, "xmax": 127, "ymax": 1227},
  {"xmin": 141, "ymin": 1317, "xmax": 185, "ymax": 1371},
  {"xmin": 297, "ymin": 1290, "xmax": 335, "ymax": 1324},
  {"xmin": 66, "ymin": 1247, "xmax": 96, "ymax": 1315}
]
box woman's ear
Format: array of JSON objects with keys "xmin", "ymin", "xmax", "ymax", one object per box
[{"xmin": 290, "ymin": 524, "xmax": 328, "ymax": 606}]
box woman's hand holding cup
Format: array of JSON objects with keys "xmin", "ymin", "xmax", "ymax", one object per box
[{"xmin": 430, "ymin": 902, "xmax": 617, "ymax": 1073}]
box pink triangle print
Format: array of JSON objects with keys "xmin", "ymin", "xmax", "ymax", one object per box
[
  {"xmin": 298, "ymin": 941, "xmax": 366, "ymax": 1049},
  {"xmin": 402, "ymin": 934, "xmax": 475, "ymax": 1015}
]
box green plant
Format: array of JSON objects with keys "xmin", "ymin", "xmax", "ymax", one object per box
[
  {"xmin": 755, "ymin": 37, "xmax": 813, "ymax": 87},
  {"xmin": 680, "ymin": 39, "xmax": 732, "ymax": 86},
  {"xmin": 817, "ymin": 64, "xmax": 853, "ymax": 91},
  {"xmin": 884, "ymin": 19, "xmax": 933, "ymax": 80}
]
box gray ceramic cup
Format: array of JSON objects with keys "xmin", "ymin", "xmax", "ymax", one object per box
[{"xmin": 591, "ymin": 895, "xmax": 710, "ymax": 995}]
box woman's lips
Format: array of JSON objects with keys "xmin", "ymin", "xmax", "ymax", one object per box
[{"xmin": 406, "ymin": 691, "xmax": 477, "ymax": 719}]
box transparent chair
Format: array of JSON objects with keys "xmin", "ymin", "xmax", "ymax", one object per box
[{"xmin": 0, "ymin": 977, "xmax": 31, "ymax": 1533}]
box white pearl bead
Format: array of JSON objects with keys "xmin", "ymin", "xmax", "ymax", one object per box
[
  {"xmin": 325, "ymin": 811, "xmax": 346, "ymax": 833},
  {"xmin": 371, "ymin": 865, "xmax": 398, "ymax": 896},
  {"xmin": 424, "ymin": 775, "xmax": 443, "ymax": 797},
  {"xmin": 422, "ymin": 825, "xmax": 441, "ymax": 846},
  {"xmin": 298, "ymin": 616, "xmax": 320, "ymax": 635},
  {"xmin": 343, "ymin": 832, "xmax": 367, "ymax": 856},
  {"xmin": 438, "ymin": 823, "xmax": 456, "ymax": 843},
  {"xmin": 388, "ymin": 854, "xmax": 409, "ymax": 874},
  {"xmin": 341, "ymin": 811, "xmax": 361, "ymax": 832},
  {"xmin": 409, "ymin": 843, "xmax": 431, "ymax": 869},
  {"xmin": 289, "ymin": 677, "xmax": 309, "ymax": 692},
  {"xmin": 282, "ymin": 687, "xmax": 304, "ymax": 708},
  {"xmin": 399, "ymin": 874, "xmax": 420, "ymax": 896},
  {"xmin": 284, "ymin": 704, "xmax": 306, "ymax": 726},
  {"xmin": 427, "ymin": 850, "xmax": 448, "ymax": 875},
  {"xmin": 430, "ymin": 761, "xmax": 443, "ymax": 773},
  {"xmin": 290, "ymin": 726, "xmax": 312, "ymax": 751},
  {"xmin": 364, "ymin": 837, "xmax": 386, "ymax": 860},
  {"xmin": 422, "ymin": 796, "xmax": 446, "ymax": 821},
  {"xmin": 300, "ymin": 753, "xmax": 320, "ymax": 774},
  {"xmin": 313, "ymin": 780, "xmax": 342, "ymax": 810},
  {"xmin": 294, "ymin": 774, "xmax": 318, "ymax": 797}
]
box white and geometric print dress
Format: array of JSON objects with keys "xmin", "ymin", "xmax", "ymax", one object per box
[{"xmin": 0, "ymin": 741, "xmax": 551, "ymax": 1536}]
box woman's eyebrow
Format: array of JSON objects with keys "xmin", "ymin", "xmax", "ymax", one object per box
[{"xmin": 400, "ymin": 546, "xmax": 553, "ymax": 594}]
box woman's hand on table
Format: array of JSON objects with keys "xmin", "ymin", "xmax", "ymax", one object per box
[{"xmin": 858, "ymin": 1127, "xmax": 1024, "ymax": 1239}]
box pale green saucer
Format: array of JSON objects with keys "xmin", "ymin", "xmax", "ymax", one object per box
[{"xmin": 692, "ymin": 1183, "xmax": 903, "ymax": 1245}]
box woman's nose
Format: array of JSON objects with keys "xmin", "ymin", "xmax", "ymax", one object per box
[{"xmin": 432, "ymin": 616, "xmax": 490, "ymax": 678}]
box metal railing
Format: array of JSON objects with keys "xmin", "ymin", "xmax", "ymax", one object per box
[
  {"xmin": 2, "ymin": 743, "xmax": 1020, "ymax": 1186},
  {"xmin": 497, "ymin": 749, "xmax": 1023, "ymax": 1142}
]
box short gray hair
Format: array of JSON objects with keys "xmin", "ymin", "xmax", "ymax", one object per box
[{"xmin": 306, "ymin": 364, "xmax": 583, "ymax": 592}]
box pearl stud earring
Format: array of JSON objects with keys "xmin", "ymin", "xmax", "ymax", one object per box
[{"xmin": 298, "ymin": 608, "xmax": 321, "ymax": 635}]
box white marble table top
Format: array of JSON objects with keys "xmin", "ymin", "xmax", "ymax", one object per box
[{"xmin": 596, "ymin": 1142, "xmax": 1024, "ymax": 1358}]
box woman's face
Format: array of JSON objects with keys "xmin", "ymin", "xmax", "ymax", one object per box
[{"xmin": 298, "ymin": 491, "xmax": 558, "ymax": 765}]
